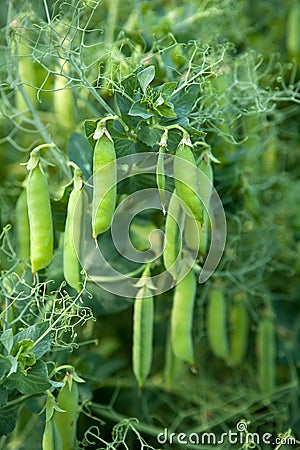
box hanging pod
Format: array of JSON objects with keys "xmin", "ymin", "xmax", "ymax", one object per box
[
  {"xmin": 27, "ymin": 159, "xmax": 53, "ymax": 274},
  {"xmin": 163, "ymin": 189, "xmax": 184, "ymax": 281},
  {"xmin": 257, "ymin": 314, "xmax": 276, "ymax": 398},
  {"xmin": 227, "ymin": 293, "xmax": 249, "ymax": 367},
  {"xmin": 15, "ymin": 187, "xmax": 30, "ymax": 263},
  {"xmin": 173, "ymin": 135, "xmax": 203, "ymax": 224},
  {"xmin": 63, "ymin": 165, "xmax": 85, "ymax": 292},
  {"xmin": 206, "ymin": 285, "xmax": 229, "ymax": 360},
  {"xmin": 132, "ymin": 282, "xmax": 154, "ymax": 389},
  {"xmin": 54, "ymin": 372, "xmax": 79, "ymax": 450},
  {"xmin": 171, "ymin": 269, "xmax": 197, "ymax": 365},
  {"xmin": 92, "ymin": 126, "xmax": 117, "ymax": 238}
]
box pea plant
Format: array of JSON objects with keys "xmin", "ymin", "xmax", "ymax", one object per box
[{"xmin": 0, "ymin": 0, "xmax": 300, "ymax": 449}]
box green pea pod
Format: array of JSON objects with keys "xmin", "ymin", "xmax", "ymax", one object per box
[
  {"xmin": 163, "ymin": 190, "xmax": 184, "ymax": 281},
  {"xmin": 54, "ymin": 373, "xmax": 79, "ymax": 450},
  {"xmin": 262, "ymin": 124, "xmax": 278, "ymax": 175},
  {"xmin": 184, "ymin": 215, "xmax": 208, "ymax": 258},
  {"xmin": 63, "ymin": 167, "xmax": 84, "ymax": 292},
  {"xmin": 174, "ymin": 136, "xmax": 203, "ymax": 224},
  {"xmin": 27, "ymin": 163, "xmax": 53, "ymax": 274},
  {"xmin": 15, "ymin": 40, "xmax": 37, "ymax": 114},
  {"xmin": 171, "ymin": 269, "xmax": 196, "ymax": 365},
  {"xmin": 206, "ymin": 286, "xmax": 229, "ymax": 360},
  {"xmin": 42, "ymin": 417, "xmax": 63, "ymax": 450},
  {"xmin": 186, "ymin": 154, "xmax": 214, "ymax": 256},
  {"xmin": 164, "ymin": 327, "xmax": 184, "ymax": 391},
  {"xmin": 257, "ymin": 315, "xmax": 276, "ymax": 398},
  {"xmin": 198, "ymin": 155, "xmax": 213, "ymax": 206},
  {"xmin": 16, "ymin": 188, "xmax": 30, "ymax": 262},
  {"xmin": 92, "ymin": 129, "xmax": 117, "ymax": 238},
  {"xmin": 53, "ymin": 67, "xmax": 74, "ymax": 130},
  {"xmin": 287, "ymin": 0, "xmax": 300, "ymax": 62},
  {"xmin": 156, "ymin": 131, "xmax": 168, "ymax": 213},
  {"xmin": 132, "ymin": 284, "xmax": 154, "ymax": 389},
  {"xmin": 227, "ymin": 293, "xmax": 249, "ymax": 367}
]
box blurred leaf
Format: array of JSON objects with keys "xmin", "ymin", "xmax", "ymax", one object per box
[
  {"xmin": 67, "ymin": 132, "xmax": 93, "ymax": 181},
  {"xmin": 46, "ymin": 147, "xmax": 71, "ymax": 201},
  {"xmin": 82, "ymin": 281, "xmax": 133, "ymax": 315},
  {"xmin": 0, "ymin": 402, "xmax": 19, "ymax": 437}
]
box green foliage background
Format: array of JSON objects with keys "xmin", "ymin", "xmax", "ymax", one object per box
[{"xmin": 0, "ymin": 0, "xmax": 300, "ymax": 448}]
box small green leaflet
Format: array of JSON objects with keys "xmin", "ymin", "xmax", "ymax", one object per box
[{"xmin": 137, "ymin": 66, "xmax": 155, "ymax": 93}]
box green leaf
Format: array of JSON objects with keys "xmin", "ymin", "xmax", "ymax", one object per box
[
  {"xmin": 82, "ymin": 282, "xmax": 133, "ymax": 315},
  {"xmin": 13, "ymin": 322, "xmax": 52, "ymax": 359},
  {"xmin": 114, "ymin": 136, "xmax": 137, "ymax": 157},
  {"xmin": 4, "ymin": 360, "xmax": 51, "ymax": 395},
  {"xmin": 154, "ymin": 102, "xmax": 177, "ymax": 118},
  {"xmin": 0, "ymin": 403, "xmax": 19, "ymax": 437},
  {"xmin": 0, "ymin": 329, "xmax": 13, "ymax": 355},
  {"xmin": 171, "ymin": 84, "xmax": 200, "ymax": 117},
  {"xmin": 136, "ymin": 123, "xmax": 162, "ymax": 147},
  {"xmin": 155, "ymin": 82, "xmax": 178, "ymax": 100},
  {"xmin": 68, "ymin": 132, "xmax": 93, "ymax": 181},
  {"xmin": 46, "ymin": 147, "xmax": 72, "ymax": 201},
  {"xmin": 6, "ymin": 355, "xmax": 18, "ymax": 377},
  {"xmin": 84, "ymin": 119, "xmax": 98, "ymax": 140},
  {"xmin": 129, "ymin": 100, "xmax": 153, "ymax": 119},
  {"xmin": 11, "ymin": 339, "xmax": 34, "ymax": 357},
  {"xmin": 137, "ymin": 66, "xmax": 155, "ymax": 93},
  {"xmin": 121, "ymin": 72, "xmax": 139, "ymax": 99},
  {"xmin": 0, "ymin": 358, "xmax": 11, "ymax": 381},
  {"xmin": 0, "ymin": 387, "xmax": 8, "ymax": 407}
]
